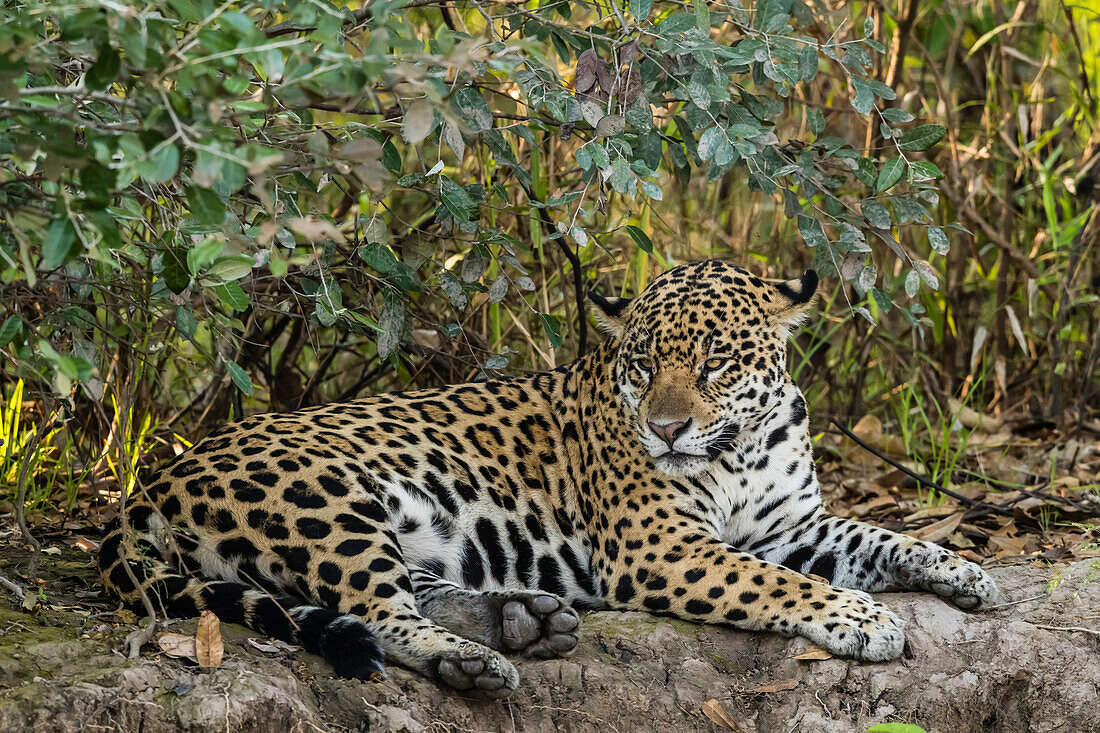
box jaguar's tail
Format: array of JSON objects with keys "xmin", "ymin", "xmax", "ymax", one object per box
[{"xmin": 97, "ymin": 512, "xmax": 385, "ymax": 680}]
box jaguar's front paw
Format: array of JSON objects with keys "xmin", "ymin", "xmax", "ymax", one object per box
[
  {"xmin": 796, "ymin": 587, "xmax": 905, "ymax": 662},
  {"xmin": 904, "ymin": 548, "xmax": 1006, "ymax": 610}
]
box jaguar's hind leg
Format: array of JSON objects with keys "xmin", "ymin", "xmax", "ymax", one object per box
[
  {"xmin": 409, "ymin": 569, "xmax": 580, "ymax": 658},
  {"xmin": 301, "ymin": 536, "xmax": 520, "ymax": 697}
]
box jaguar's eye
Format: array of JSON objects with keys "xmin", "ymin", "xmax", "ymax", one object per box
[
  {"xmin": 633, "ymin": 358, "xmax": 654, "ymax": 374},
  {"xmin": 704, "ymin": 357, "xmax": 728, "ymax": 373}
]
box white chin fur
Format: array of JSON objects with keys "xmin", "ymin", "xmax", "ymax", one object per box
[{"xmin": 655, "ymin": 452, "xmax": 711, "ymax": 477}]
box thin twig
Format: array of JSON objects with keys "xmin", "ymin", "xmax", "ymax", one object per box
[
  {"xmin": 0, "ymin": 573, "xmax": 26, "ymax": 601},
  {"xmin": 829, "ymin": 418, "xmax": 1013, "ymax": 516},
  {"xmin": 982, "ymin": 593, "xmax": 1045, "ymax": 612},
  {"xmin": 14, "ymin": 414, "xmax": 49, "ymax": 588},
  {"xmin": 1026, "ymin": 623, "xmax": 1100, "ymax": 638}
]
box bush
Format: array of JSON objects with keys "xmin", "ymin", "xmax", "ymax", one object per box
[{"xmin": 0, "ymin": 0, "xmax": 946, "ymax": 416}]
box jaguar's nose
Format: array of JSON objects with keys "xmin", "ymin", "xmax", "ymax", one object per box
[{"xmin": 648, "ymin": 419, "xmax": 691, "ymax": 449}]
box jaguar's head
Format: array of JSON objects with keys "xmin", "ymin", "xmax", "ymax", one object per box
[{"xmin": 589, "ymin": 259, "xmax": 817, "ymax": 477}]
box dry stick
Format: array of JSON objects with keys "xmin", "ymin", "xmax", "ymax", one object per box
[
  {"xmin": 864, "ymin": 0, "xmax": 918, "ymax": 152},
  {"xmin": 0, "ymin": 573, "xmax": 26, "ymax": 601},
  {"xmin": 1059, "ymin": 1, "xmax": 1097, "ymax": 117},
  {"xmin": 14, "ymin": 415, "xmax": 48, "ymax": 589},
  {"xmin": 1027, "ymin": 623, "xmax": 1100, "ymax": 638},
  {"xmin": 513, "ymin": 172, "xmax": 589, "ymax": 356},
  {"xmin": 828, "ymin": 418, "xmax": 1013, "ymax": 517},
  {"xmin": 90, "ymin": 395, "xmax": 160, "ymax": 658}
]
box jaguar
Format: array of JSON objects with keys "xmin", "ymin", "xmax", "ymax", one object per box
[{"xmin": 98, "ymin": 259, "xmax": 1003, "ymax": 697}]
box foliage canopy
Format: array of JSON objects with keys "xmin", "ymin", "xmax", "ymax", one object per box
[{"xmin": 0, "ymin": 0, "xmax": 951, "ymax": 400}]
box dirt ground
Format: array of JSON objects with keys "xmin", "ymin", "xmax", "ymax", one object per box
[
  {"xmin": 1, "ymin": 420, "xmax": 1097, "ymax": 732},
  {"xmin": 0, "ymin": 539, "xmax": 1098, "ymax": 733}
]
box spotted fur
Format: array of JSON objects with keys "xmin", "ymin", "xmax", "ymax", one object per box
[{"xmin": 98, "ymin": 260, "xmax": 1003, "ymax": 697}]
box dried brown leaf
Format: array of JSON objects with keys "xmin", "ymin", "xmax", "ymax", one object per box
[
  {"xmin": 621, "ymin": 40, "xmax": 639, "ymax": 64},
  {"xmin": 594, "ymin": 56, "xmax": 613, "ymax": 91},
  {"xmin": 620, "ymin": 67, "xmax": 643, "ymax": 105},
  {"xmin": 700, "ymin": 699, "xmax": 741, "ymax": 730},
  {"xmin": 791, "ymin": 646, "xmax": 833, "ymax": 661},
  {"xmin": 157, "ymin": 632, "xmax": 197, "ymax": 661},
  {"xmin": 910, "ymin": 512, "xmax": 964, "ymax": 543},
  {"xmin": 958, "ymin": 549, "xmax": 985, "ymax": 563},
  {"xmin": 287, "ymin": 217, "xmax": 345, "ymax": 243},
  {"xmin": 196, "ymin": 610, "xmax": 224, "ymax": 670},
  {"xmin": 574, "ymin": 49, "xmax": 598, "ymax": 93},
  {"xmin": 75, "ymin": 536, "xmax": 99, "ymax": 552}
]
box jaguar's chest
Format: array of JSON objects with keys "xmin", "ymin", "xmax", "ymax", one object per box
[{"xmin": 706, "ymin": 424, "xmax": 818, "ymax": 549}]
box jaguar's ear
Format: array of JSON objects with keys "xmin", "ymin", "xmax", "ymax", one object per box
[
  {"xmin": 587, "ymin": 291, "xmax": 632, "ymax": 339},
  {"xmin": 766, "ymin": 269, "xmax": 818, "ymax": 328}
]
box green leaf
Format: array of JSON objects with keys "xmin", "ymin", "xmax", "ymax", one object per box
[
  {"xmin": 807, "ymin": 107, "xmax": 825, "ymax": 136},
  {"xmin": 915, "ymin": 261, "xmax": 939, "ymax": 290},
  {"xmin": 693, "ymin": 0, "xmax": 709, "ymax": 32},
  {"xmin": 866, "ymin": 724, "xmax": 928, "ymax": 733},
  {"xmin": 225, "ymin": 360, "xmax": 254, "ymax": 395},
  {"xmin": 576, "ymin": 145, "xmax": 594, "ymax": 170},
  {"xmin": 489, "ymin": 275, "xmax": 508, "ymax": 303},
  {"xmin": 41, "ymin": 218, "xmax": 78, "ymax": 270},
  {"xmin": 79, "ymin": 163, "xmax": 115, "ymax": 209},
  {"xmin": 798, "ymin": 46, "xmax": 818, "ymax": 82},
  {"xmin": 439, "ymin": 177, "xmax": 477, "ymax": 222},
  {"xmin": 381, "ymin": 138, "xmax": 402, "ymax": 171},
  {"xmin": 37, "ymin": 340, "xmax": 94, "ymax": 381},
  {"xmin": 86, "ymin": 44, "xmax": 120, "ymax": 91},
  {"xmin": 797, "ymin": 214, "xmax": 827, "ymax": 248},
  {"xmin": 850, "ymin": 77, "xmax": 874, "ymax": 115},
  {"xmin": 138, "ymin": 143, "xmax": 180, "ymax": 184},
  {"xmin": 687, "ymin": 79, "xmax": 711, "ymax": 109},
  {"xmin": 589, "ymin": 143, "xmax": 610, "ymax": 169},
  {"xmin": 207, "ymin": 255, "xmax": 254, "ymax": 283},
  {"xmin": 625, "ymin": 224, "xmax": 654, "ymax": 253},
  {"xmin": 858, "ymin": 264, "xmax": 877, "ymax": 291},
  {"xmin": 893, "ymin": 195, "xmax": 929, "ymax": 224},
  {"xmin": 861, "ymin": 200, "xmax": 892, "ymax": 229},
  {"xmin": 175, "ymin": 307, "xmax": 197, "ymax": 340},
  {"xmin": 609, "ymin": 157, "xmax": 636, "ymax": 196},
  {"xmin": 215, "ymin": 282, "xmax": 249, "ymax": 311},
  {"xmin": 186, "ymin": 186, "xmax": 225, "ymax": 226},
  {"xmin": 697, "ymin": 126, "xmax": 725, "ymax": 162},
  {"xmin": 852, "ymin": 305, "xmax": 875, "ymax": 324},
  {"xmin": 871, "ymin": 288, "xmax": 893, "ymax": 313},
  {"xmin": 187, "ymin": 237, "xmax": 224, "ymax": 274},
  {"xmin": 630, "ymin": 0, "xmax": 653, "ymax": 20},
  {"xmin": 928, "ymin": 226, "xmax": 950, "ymax": 254},
  {"xmin": 377, "ymin": 294, "xmax": 405, "ymax": 358},
  {"xmin": 439, "ymin": 270, "xmax": 468, "ymax": 309},
  {"xmin": 880, "ymin": 108, "xmax": 915, "ymax": 123},
  {"xmin": 875, "ymin": 157, "xmax": 905, "ymax": 192},
  {"xmin": 904, "ymin": 269, "xmax": 920, "ymax": 298},
  {"xmin": 540, "ymin": 313, "xmax": 563, "ymax": 348},
  {"xmin": 640, "ymin": 180, "xmax": 663, "ymax": 200},
  {"xmin": 454, "ymin": 87, "xmax": 493, "ymax": 132},
  {"xmin": 0, "ymin": 316, "xmax": 23, "ymax": 347},
  {"xmin": 911, "ymin": 161, "xmax": 944, "ymax": 180},
  {"xmin": 897, "ymin": 124, "xmax": 946, "ymax": 152},
  {"xmin": 162, "ymin": 248, "xmax": 191, "ymax": 294}
]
